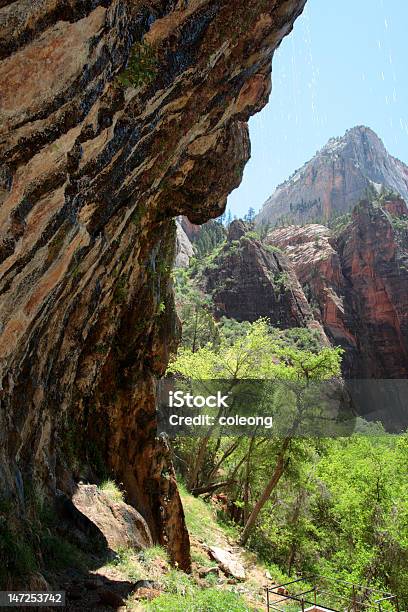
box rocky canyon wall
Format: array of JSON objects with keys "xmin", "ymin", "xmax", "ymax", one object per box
[
  {"xmin": 0, "ymin": 0, "xmax": 306, "ymax": 571},
  {"xmin": 268, "ymin": 197, "xmax": 408, "ymax": 379}
]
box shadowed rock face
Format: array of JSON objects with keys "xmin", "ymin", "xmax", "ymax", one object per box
[
  {"xmin": 268, "ymin": 198, "xmax": 408, "ymax": 379},
  {"xmin": 257, "ymin": 126, "xmax": 408, "ymax": 226},
  {"xmin": 0, "ymin": 0, "xmax": 306, "ymax": 571},
  {"xmin": 202, "ymin": 220, "xmax": 325, "ymax": 334}
]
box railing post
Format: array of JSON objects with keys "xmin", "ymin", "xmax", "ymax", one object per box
[
  {"xmin": 266, "ymin": 587, "xmax": 270, "ymax": 612},
  {"xmin": 301, "ymin": 596, "xmax": 305, "ymax": 612}
]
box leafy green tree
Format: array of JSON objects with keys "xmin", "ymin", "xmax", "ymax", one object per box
[
  {"xmin": 173, "ymin": 268, "xmax": 218, "ymax": 352},
  {"xmin": 168, "ymin": 320, "xmax": 342, "ymax": 522}
]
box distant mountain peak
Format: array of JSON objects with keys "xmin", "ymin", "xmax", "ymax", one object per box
[{"xmin": 257, "ymin": 126, "xmax": 408, "ymax": 226}]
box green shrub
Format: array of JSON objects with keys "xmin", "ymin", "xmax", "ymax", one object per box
[
  {"xmin": 146, "ymin": 588, "xmax": 250, "ymax": 611},
  {"xmin": 0, "ymin": 522, "xmax": 38, "ymax": 585},
  {"xmin": 99, "ymin": 479, "xmax": 124, "ymax": 503}
]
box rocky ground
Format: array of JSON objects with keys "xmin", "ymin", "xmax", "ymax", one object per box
[{"xmin": 34, "ymin": 482, "xmax": 283, "ymax": 611}]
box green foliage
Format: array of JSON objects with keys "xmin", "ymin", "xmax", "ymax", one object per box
[
  {"xmin": 160, "ymin": 568, "xmax": 196, "ymax": 596},
  {"xmin": 273, "ymin": 271, "xmax": 290, "ymax": 292},
  {"xmin": 109, "ymin": 547, "xmax": 143, "ymax": 582},
  {"xmin": 117, "ymin": 42, "xmax": 157, "ymax": 88},
  {"xmin": 328, "ymin": 211, "xmax": 352, "ymax": 234},
  {"xmin": 265, "ymin": 244, "xmax": 283, "ymax": 254},
  {"xmin": 173, "ymin": 268, "xmax": 219, "ymax": 351},
  {"xmin": 243, "ymin": 230, "xmax": 259, "ymax": 241},
  {"xmin": 146, "ymin": 588, "xmax": 250, "ymax": 611},
  {"xmin": 140, "ymin": 545, "xmax": 169, "ymax": 565},
  {"xmin": 168, "ymin": 318, "xmax": 342, "ymax": 381},
  {"xmin": 390, "ymin": 214, "xmax": 408, "ymax": 232},
  {"xmin": 40, "ymin": 534, "xmax": 86, "ymax": 571},
  {"xmin": 178, "ymin": 481, "xmax": 227, "ymax": 545},
  {"xmin": 246, "ymin": 435, "xmax": 408, "ymax": 607},
  {"xmin": 0, "ymin": 521, "xmax": 38, "ymax": 585},
  {"xmin": 192, "ymin": 220, "xmax": 226, "ymax": 259},
  {"xmin": 99, "ymin": 479, "xmax": 125, "ymax": 503}
]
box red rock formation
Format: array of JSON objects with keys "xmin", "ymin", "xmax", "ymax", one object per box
[
  {"xmin": 268, "ymin": 198, "xmax": 408, "ymax": 378},
  {"xmin": 0, "ymin": 0, "xmax": 306, "ymax": 576}
]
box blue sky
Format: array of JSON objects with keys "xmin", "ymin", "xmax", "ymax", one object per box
[{"xmin": 227, "ymin": 0, "xmax": 408, "ymax": 218}]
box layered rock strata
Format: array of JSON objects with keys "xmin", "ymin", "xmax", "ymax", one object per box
[
  {"xmin": 0, "ymin": 0, "xmax": 306, "ymax": 572},
  {"xmin": 257, "ymin": 126, "xmax": 408, "ymax": 226}
]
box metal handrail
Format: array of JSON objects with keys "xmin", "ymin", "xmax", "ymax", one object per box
[{"xmin": 264, "ymin": 574, "xmax": 399, "ymax": 612}]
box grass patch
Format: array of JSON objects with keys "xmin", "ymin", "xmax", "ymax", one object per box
[
  {"xmin": 159, "ymin": 568, "xmax": 196, "ymax": 596},
  {"xmin": 99, "ymin": 479, "xmax": 124, "ymax": 503},
  {"xmin": 146, "ymin": 588, "xmax": 250, "ymax": 611},
  {"xmin": 139, "ymin": 545, "xmax": 168, "ymax": 565},
  {"xmin": 109, "ymin": 547, "xmax": 144, "ymax": 582},
  {"xmin": 109, "ymin": 544, "xmax": 169, "ymax": 584},
  {"xmin": 178, "ymin": 482, "xmax": 223, "ymax": 545},
  {"xmin": 191, "ymin": 550, "xmax": 217, "ymax": 568}
]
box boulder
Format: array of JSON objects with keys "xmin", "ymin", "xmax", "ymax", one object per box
[
  {"xmin": 208, "ymin": 546, "xmax": 246, "ymax": 581},
  {"xmin": 72, "ymin": 484, "xmax": 153, "ymax": 551}
]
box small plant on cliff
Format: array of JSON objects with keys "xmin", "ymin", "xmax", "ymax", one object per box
[
  {"xmin": 118, "ymin": 42, "xmax": 157, "ymax": 88},
  {"xmin": 265, "ymin": 244, "xmax": 283, "ymax": 255},
  {"xmin": 99, "ymin": 479, "xmax": 125, "ymax": 503},
  {"xmin": 274, "ymin": 271, "xmax": 290, "ymax": 292}
]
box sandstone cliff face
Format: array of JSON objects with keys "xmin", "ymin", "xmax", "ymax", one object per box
[
  {"xmin": 268, "ymin": 197, "xmax": 408, "ymax": 378},
  {"xmin": 0, "ymin": 0, "xmax": 306, "ymax": 573},
  {"xmin": 202, "ymin": 220, "xmax": 321, "ymax": 331},
  {"xmin": 175, "ymin": 218, "xmax": 194, "ymax": 268},
  {"xmin": 257, "ymin": 126, "xmax": 408, "ymax": 226}
]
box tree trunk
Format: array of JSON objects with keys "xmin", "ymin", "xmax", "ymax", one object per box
[
  {"xmin": 243, "ymin": 436, "xmax": 255, "ymax": 524},
  {"xmin": 239, "ymin": 437, "xmax": 290, "ymax": 545},
  {"xmin": 192, "ymin": 306, "xmax": 199, "ymax": 353},
  {"xmin": 187, "ymin": 434, "xmax": 210, "ymax": 491}
]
